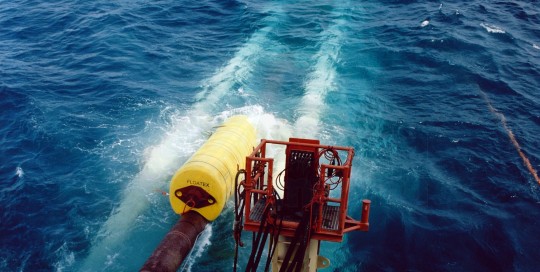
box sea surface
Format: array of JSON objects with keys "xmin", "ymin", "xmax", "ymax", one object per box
[{"xmin": 1, "ymin": 0, "xmax": 540, "ymax": 271}]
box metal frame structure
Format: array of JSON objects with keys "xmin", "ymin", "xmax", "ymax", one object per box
[{"xmin": 242, "ymin": 138, "xmax": 370, "ymax": 243}]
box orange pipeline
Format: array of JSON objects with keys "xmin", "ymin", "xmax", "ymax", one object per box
[{"xmin": 480, "ymin": 91, "xmax": 540, "ymax": 185}]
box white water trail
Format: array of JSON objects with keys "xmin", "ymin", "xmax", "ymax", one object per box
[
  {"xmin": 79, "ymin": 16, "xmax": 283, "ymax": 271},
  {"xmin": 291, "ymin": 6, "xmax": 355, "ymax": 267},
  {"xmin": 294, "ymin": 16, "xmax": 346, "ymax": 138},
  {"xmin": 192, "ymin": 26, "xmax": 274, "ymax": 115}
]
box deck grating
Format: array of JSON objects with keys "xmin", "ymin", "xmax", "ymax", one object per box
[{"xmin": 249, "ymin": 199, "xmax": 340, "ymax": 231}]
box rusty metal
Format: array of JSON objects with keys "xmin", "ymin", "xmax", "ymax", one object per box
[{"xmin": 140, "ymin": 211, "xmax": 208, "ymax": 272}]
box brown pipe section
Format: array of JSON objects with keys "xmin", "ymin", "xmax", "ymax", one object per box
[{"xmin": 140, "ymin": 211, "xmax": 208, "ymax": 272}]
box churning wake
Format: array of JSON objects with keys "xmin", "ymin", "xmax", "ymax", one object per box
[{"xmin": 79, "ymin": 4, "xmax": 290, "ymax": 271}]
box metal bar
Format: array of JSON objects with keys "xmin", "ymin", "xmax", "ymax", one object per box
[
  {"xmin": 244, "ymin": 156, "xmax": 253, "ymax": 224},
  {"xmin": 361, "ymin": 200, "xmax": 371, "ymax": 225},
  {"xmin": 250, "ymin": 189, "xmax": 267, "ymax": 195},
  {"xmin": 267, "ymin": 158, "xmax": 274, "ymax": 196},
  {"xmin": 262, "ymin": 139, "xmax": 353, "ymax": 152},
  {"xmin": 326, "ymin": 197, "xmax": 342, "ymax": 203}
]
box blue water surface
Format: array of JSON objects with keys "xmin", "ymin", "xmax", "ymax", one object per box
[{"xmin": 1, "ymin": 0, "xmax": 540, "ymax": 271}]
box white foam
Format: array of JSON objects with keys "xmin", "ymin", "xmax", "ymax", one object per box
[
  {"xmin": 180, "ymin": 225, "xmax": 213, "ymax": 272},
  {"xmin": 245, "ymin": 105, "xmax": 292, "ymax": 196},
  {"xmin": 15, "ymin": 166, "xmax": 24, "ymax": 178},
  {"xmin": 294, "ymin": 17, "xmax": 346, "ymax": 138},
  {"xmin": 210, "ymin": 104, "xmax": 293, "ymax": 189},
  {"xmin": 533, "ymin": 43, "xmax": 540, "ymax": 50},
  {"xmin": 80, "ymin": 10, "xmax": 287, "ymax": 269},
  {"xmin": 79, "ymin": 113, "xmax": 210, "ymax": 271},
  {"xmin": 244, "ymin": 105, "xmax": 292, "ymax": 142},
  {"xmin": 54, "ymin": 242, "xmax": 75, "ymax": 272},
  {"xmin": 480, "ymin": 23, "xmax": 505, "ymax": 34},
  {"xmin": 80, "ymin": 105, "xmax": 293, "ymax": 271}
]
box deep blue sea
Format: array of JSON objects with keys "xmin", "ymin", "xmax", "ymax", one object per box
[{"xmin": 2, "ymin": 0, "xmax": 540, "ymax": 271}]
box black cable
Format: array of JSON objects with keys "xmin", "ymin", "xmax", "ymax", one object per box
[
  {"xmin": 246, "ymin": 203, "xmax": 271, "ymax": 272},
  {"xmin": 290, "ymin": 204, "xmax": 318, "ymax": 272},
  {"xmin": 234, "ymin": 169, "xmax": 246, "ymax": 272},
  {"xmin": 317, "ymin": 148, "xmax": 344, "ymax": 190},
  {"xmin": 264, "ymin": 200, "xmax": 283, "ymax": 272},
  {"xmin": 252, "ymin": 215, "xmax": 272, "ymax": 271},
  {"xmin": 291, "ymin": 214, "xmax": 311, "ymax": 271},
  {"xmin": 278, "ymin": 210, "xmax": 310, "ymax": 272},
  {"xmin": 275, "ymin": 168, "xmax": 286, "ymax": 191}
]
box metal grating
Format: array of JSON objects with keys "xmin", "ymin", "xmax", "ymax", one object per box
[
  {"xmin": 321, "ymin": 205, "xmax": 340, "ymax": 231},
  {"xmin": 249, "ymin": 199, "xmax": 267, "ymax": 221},
  {"xmin": 249, "ymin": 199, "xmax": 340, "ymax": 231}
]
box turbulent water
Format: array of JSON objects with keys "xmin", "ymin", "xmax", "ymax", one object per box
[{"xmin": 1, "ymin": 0, "xmax": 540, "ymax": 271}]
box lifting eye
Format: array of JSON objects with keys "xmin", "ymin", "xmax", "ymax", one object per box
[{"xmin": 175, "ymin": 185, "xmax": 216, "ymax": 209}]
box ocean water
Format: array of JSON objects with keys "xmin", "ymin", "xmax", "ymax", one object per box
[{"xmin": 1, "ymin": 0, "xmax": 540, "ymax": 271}]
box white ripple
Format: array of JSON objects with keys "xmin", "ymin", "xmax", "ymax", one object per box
[
  {"xmin": 15, "ymin": 166, "xmax": 24, "ymax": 178},
  {"xmin": 480, "ymin": 23, "xmax": 505, "ymax": 34}
]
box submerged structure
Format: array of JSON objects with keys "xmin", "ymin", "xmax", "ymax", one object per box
[{"xmin": 141, "ymin": 115, "xmax": 370, "ymax": 271}]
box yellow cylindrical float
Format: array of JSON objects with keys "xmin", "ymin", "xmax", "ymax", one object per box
[{"xmin": 169, "ymin": 115, "xmax": 256, "ymax": 221}]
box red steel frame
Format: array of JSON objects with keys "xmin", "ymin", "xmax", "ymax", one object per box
[{"xmin": 242, "ymin": 138, "xmax": 370, "ymax": 243}]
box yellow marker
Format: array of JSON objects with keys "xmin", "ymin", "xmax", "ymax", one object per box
[{"xmin": 169, "ymin": 115, "xmax": 256, "ymax": 221}]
